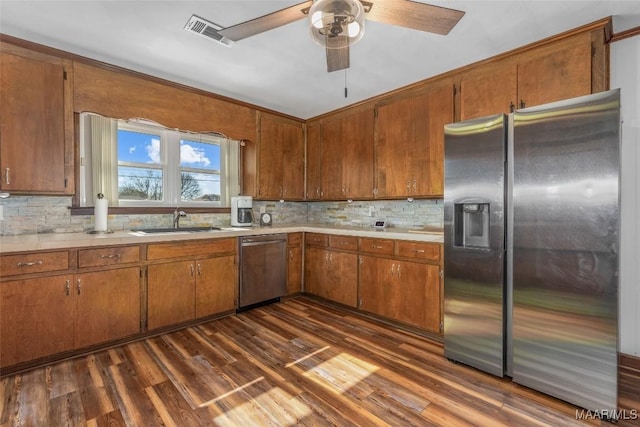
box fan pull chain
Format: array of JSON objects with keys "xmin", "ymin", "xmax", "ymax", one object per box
[{"xmin": 344, "ymin": 70, "xmax": 348, "ymax": 98}]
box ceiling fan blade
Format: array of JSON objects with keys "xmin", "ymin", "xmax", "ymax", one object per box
[
  {"xmin": 326, "ymin": 37, "xmax": 350, "ymax": 73},
  {"xmin": 366, "ymin": 0, "xmax": 465, "ymax": 35},
  {"xmin": 218, "ymin": 1, "xmax": 313, "ymax": 41}
]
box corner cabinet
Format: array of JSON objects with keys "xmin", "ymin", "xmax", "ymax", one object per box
[
  {"xmin": 0, "ymin": 47, "xmax": 73, "ymax": 194},
  {"xmin": 374, "ymin": 81, "xmax": 453, "ymax": 199},
  {"xmin": 255, "ymin": 112, "xmax": 305, "ymax": 200}
]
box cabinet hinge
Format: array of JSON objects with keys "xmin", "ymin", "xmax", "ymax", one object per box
[
  {"xmin": 63, "ymin": 71, "xmax": 68, "ymax": 80},
  {"xmin": 64, "ymin": 178, "xmax": 68, "ymax": 188}
]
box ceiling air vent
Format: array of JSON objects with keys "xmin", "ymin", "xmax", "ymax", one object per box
[{"xmin": 184, "ymin": 15, "xmax": 234, "ymax": 47}]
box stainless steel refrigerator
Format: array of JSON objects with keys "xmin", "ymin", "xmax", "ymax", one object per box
[{"xmin": 443, "ymin": 89, "xmax": 620, "ymax": 412}]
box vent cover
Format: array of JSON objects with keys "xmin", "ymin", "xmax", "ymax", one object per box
[{"xmin": 184, "ymin": 15, "xmax": 234, "ymax": 47}]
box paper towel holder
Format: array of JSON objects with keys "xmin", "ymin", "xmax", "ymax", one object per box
[{"xmin": 87, "ymin": 193, "xmax": 114, "ymax": 234}]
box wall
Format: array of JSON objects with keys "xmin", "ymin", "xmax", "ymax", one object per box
[{"xmin": 612, "ymin": 35, "xmax": 640, "ymax": 356}]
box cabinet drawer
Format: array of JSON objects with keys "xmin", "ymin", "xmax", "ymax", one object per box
[
  {"xmin": 359, "ymin": 238, "xmax": 394, "ymax": 256},
  {"xmin": 0, "ymin": 251, "xmax": 69, "ymax": 277},
  {"xmin": 288, "ymin": 232, "xmax": 302, "ymax": 246},
  {"xmin": 329, "ymin": 235, "xmax": 358, "ymax": 251},
  {"xmin": 305, "ymin": 233, "xmax": 328, "ymax": 247},
  {"xmin": 396, "ymin": 241, "xmax": 440, "ymax": 262},
  {"xmin": 78, "ymin": 245, "xmax": 140, "ymax": 268},
  {"xmin": 147, "ymin": 238, "xmax": 236, "ymax": 260}
]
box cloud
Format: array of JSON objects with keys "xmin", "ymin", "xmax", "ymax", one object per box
[
  {"xmin": 129, "ymin": 146, "xmax": 136, "ymax": 154},
  {"xmin": 181, "ymin": 143, "xmax": 211, "ymax": 166},
  {"xmin": 146, "ymin": 138, "xmax": 160, "ymax": 163}
]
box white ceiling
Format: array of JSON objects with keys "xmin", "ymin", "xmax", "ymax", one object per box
[{"xmin": 1, "ymin": 1, "xmax": 639, "ymax": 119}]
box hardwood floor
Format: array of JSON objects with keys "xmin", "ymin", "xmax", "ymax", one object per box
[{"xmin": 0, "ymin": 297, "xmax": 635, "ymax": 426}]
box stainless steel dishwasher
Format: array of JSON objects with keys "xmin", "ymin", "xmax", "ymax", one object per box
[{"xmin": 239, "ymin": 234, "xmax": 287, "ymax": 309}]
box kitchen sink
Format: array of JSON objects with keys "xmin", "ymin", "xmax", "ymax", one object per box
[{"xmin": 129, "ymin": 226, "xmax": 221, "ymax": 234}]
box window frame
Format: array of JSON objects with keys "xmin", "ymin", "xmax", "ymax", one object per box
[{"xmin": 79, "ymin": 113, "xmax": 240, "ymax": 208}]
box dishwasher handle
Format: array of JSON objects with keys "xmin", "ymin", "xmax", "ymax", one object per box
[
  {"xmin": 241, "ymin": 239, "xmax": 286, "ymax": 247},
  {"xmin": 241, "ymin": 234, "xmax": 287, "ymax": 245}
]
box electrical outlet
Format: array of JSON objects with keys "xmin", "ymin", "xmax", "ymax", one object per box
[
  {"xmin": 368, "ymin": 206, "xmax": 375, "ymax": 217},
  {"xmin": 0, "ymin": 205, "xmax": 3, "ymax": 221},
  {"xmin": 259, "ymin": 206, "xmax": 266, "ymax": 214}
]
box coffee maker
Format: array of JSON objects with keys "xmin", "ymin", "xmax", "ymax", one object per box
[{"xmin": 231, "ymin": 196, "xmax": 254, "ymax": 227}]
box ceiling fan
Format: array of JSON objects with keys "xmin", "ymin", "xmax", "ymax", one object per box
[{"xmin": 216, "ymin": 0, "xmax": 465, "ymax": 73}]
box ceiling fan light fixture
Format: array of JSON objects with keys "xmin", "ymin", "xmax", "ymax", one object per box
[{"xmin": 309, "ymin": 0, "xmax": 365, "ymax": 48}]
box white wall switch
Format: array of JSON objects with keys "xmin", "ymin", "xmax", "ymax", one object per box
[{"xmin": 259, "ymin": 206, "xmax": 266, "ymax": 214}]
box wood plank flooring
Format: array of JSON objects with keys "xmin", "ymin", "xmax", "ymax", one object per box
[{"xmin": 0, "ymin": 297, "xmax": 635, "ymax": 426}]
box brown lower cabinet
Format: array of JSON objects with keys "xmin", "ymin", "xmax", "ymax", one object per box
[
  {"xmin": 305, "ymin": 246, "xmax": 358, "ymax": 307},
  {"xmin": 147, "ymin": 254, "xmax": 236, "ymax": 330},
  {"xmin": 359, "ymin": 255, "xmax": 440, "ymax": 333},
  {"xmin": 1, "ymin": 267, "xmax": 140, "ymax": 368},
  {"xmin": 304, "ymin": 234, "xmax": 443, "ymax": 334}
]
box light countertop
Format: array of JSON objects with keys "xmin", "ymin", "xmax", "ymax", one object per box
[{"xmin": 0, "ymin": 224, "xmax": 443, "ymax": 254}]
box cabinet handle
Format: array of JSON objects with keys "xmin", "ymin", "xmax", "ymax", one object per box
[
  {"xmin": 520, "ymin": 99, "xmax": 526, "ymax": 109},
  {"xmin": 324, "ymin": 253, "xmax": 330, "ymax": 263},
  {"xmin": 329, "ymin": 253, "xmax": 333, "ymax": 263},
  {"xmin": 190, "ymin": 264, "xmax": 195, "ymax": 276},
  {"xmin": 372, "ymin": 245, "xmax": 383, "ymax": 249},
  {"xmin": 197, "ymin": 263, "xmax": 202, "ymax": 276},
  {"xmin": 397, "ymin": 264, "xmax": 401, "ymax": 278},
  {"xmin": 65, "ymin": 280, "xmax": 70, "ymax": 296},
  {"xmin": 412, "ymin": 249, "xmax": 426, "ymax": 254},
  {"xmin": 100, "ymin": 253, "xmax": 121, "ymax": 259},
  {"xmin": 4, "ymin": 168, "xmax": 9, "ymax": 185},
  {"xmin": 391, "ymin": 263, "xmax": 396, "ymax": 276},
  {"xmin": 412, "ymin": 179, "xmax": 417, "ymax": 193},
  {"xmin": 289, "ymin": 250, "xmax": 294, "ymax": 259},
  {"xmin": 16, "ymin": 260, "xmax": 43, "ymax": 267},
  {"xmin": 77, "ymin": 279, "xmax": 82, "ymax": 295}
]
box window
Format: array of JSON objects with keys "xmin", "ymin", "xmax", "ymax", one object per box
[{"xmin": 79, "ymin": 114, "xmax": 240, "ymax": 207}]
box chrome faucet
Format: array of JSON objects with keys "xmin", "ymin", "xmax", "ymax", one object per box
[{"xmin": 173, "ymin": 208, "xmax": 187, "ymax": 229}]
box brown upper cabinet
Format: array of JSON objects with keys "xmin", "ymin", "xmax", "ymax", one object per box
[
  {"xmin": 0, "ymin": 48, "xmax": 73, "ymax": 194},
  {"xmin": 255, "ymin": 112, "xmax": 305, "ymax": 200},
  {"xmin": 307, "ymin": 108, "xmax": 375, "ymax": 201},
  {"xmin": 374, "ymin": 81, "xmax": 453, "ymax": 199},
  {"xmin": 459, "ymin": 32, "xmax": 596, "ymax": 121}
]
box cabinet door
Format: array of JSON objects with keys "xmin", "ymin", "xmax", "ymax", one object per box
[
  {"xmin": 0, "ymin": 52, "xmax": 66, "ymax": 193},
  {"xmin": 304, "ymin": 246, "xmax": 330, "ymax": 298},
  {"xmin": 322, "ymin": 109, "xmax": 374, "ymax": 199},
  {"xmin": 359, "ymin": 255, "xmax": 394, "ymax": 316},
  {"xmin": 1, "ymin": 275, "xmax": 74, "ymax": 367},
  {"xmin": 74, "ymin": 267, "xmax": 141, "ymax": 349},
  {"xmin": 287, "ymin": 245, "xmax": 303, "ymax": 295},
  {"xmin": 517, "ymin": 40, "xmax": 592, "ymax": 108},
  {"xmin": 460, "ymin": 64, "xmax": 517, "ymax": 121},
  {"xmin": 147, "ymin": 260, "xmax": 195, "ymax": 329},
  {"xmin": 195, "ymin": 255, "xmax": 236, "ymax": 318},
  {"xmin": 326, "ymin": 251, "xmax": 358, "ymax": 307},
  {"xmin": 306, "ymin": 121, "xmax": 322, "ymax": 200},
  {"xmin": 258, "ymin": 114, "xmax": 304, "ymax": 200},
  {"xmin": 395, "ymin": 260, "xmax": 441, "ymax": 332},
  {"xmin": 375, "ymin": 84, "xmax": 453, "ymax": 198}
]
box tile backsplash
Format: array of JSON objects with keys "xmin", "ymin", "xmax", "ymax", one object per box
[{"xmin": 0, "ymin": 196, "xmax": 443, "ymax": 236}]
